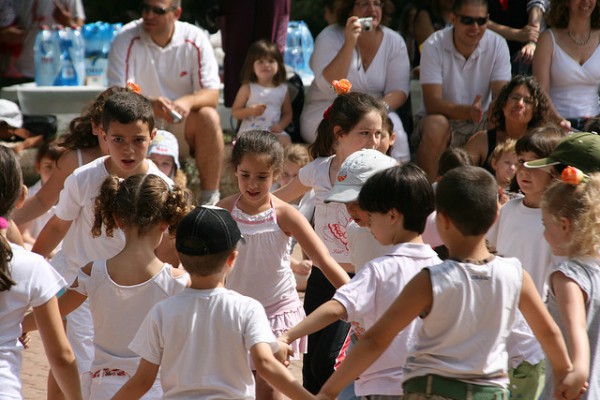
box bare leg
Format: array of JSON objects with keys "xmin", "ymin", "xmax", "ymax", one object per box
[
  {"xmin": 416, "ymin": 114, "xmax": 452, "ymax": 182},
  {"xmin": 184, "ymin": 107, "xmax": 224, "ymax": 194}
]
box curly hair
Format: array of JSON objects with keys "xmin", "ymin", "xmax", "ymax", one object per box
[
  {"xmin": 490, "ymin": 75, "xmax": 550, "ymax": 132},
  {"xmin": 92, "ymin": 174, "xmax": 192, "ymax": 238},
  {"xmin": 336, "ymin": 0, "xmax": 394, "ymax": 27},
  {"xmin": 546, "ymin": 0, "xmax": 600, "ymax": 29},
  {"xmin": 541, "ymin": 173, "xmax": 600, "ymax": 257},
  {"xmin": 231, "ymin": 130, "xmax": 284, "ymax": 177},
  {"xmin": 60, "ymin": 86, "xmax": 130, "ymax": 150}
]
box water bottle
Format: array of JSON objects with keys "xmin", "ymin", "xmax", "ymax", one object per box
[
  {"xmin": 70, "ymin": 27, "xmax": 86, "ymax": 85},
  {"xmin": 82, "ymin": 22, "xmax": 108, "ymax": 86},
  {"xmin": 53, "ymin": 28, "xmax": 79, "ymax": 86},
  {"xmin": 33, "ymin": 25, "xmax": 59, "ymax": 86}
]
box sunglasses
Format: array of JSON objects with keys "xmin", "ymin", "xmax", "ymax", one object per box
[
  {"xmin": 141, "ymin": 3, "xmax": 178, "ymax": 15},
  {"xmin": 454, "ymin": 13, "xmax": 489, "ymax": 26}
]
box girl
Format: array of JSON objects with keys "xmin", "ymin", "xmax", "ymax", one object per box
[
  {"xmin": 231, "ymin": 39, "xmax": 293, "ymax": 148},
  {"xmin": 540, "ymin": 169, "xmax": 600, "ymax": 399},
  {"xmin": 218, "ymin": 130, "xmax": 350, "ymax": 400},
  {"xmin": 273, "ymin": 91, "xmax": 385, "ymax": 393},
  {"xmin": 0, "ymin": 145, "xmax": 82, "ymax": 400},
  {"xmin": 147, "ymin": 129, "xmax": 188, "ymax": 189},
  {"xmin": 12, "ymin": 86, "xmax": 128, "ymax": 226},
  {"xmin": 23, "ymin": 174, "xmax": 191, "ymax": 400}
]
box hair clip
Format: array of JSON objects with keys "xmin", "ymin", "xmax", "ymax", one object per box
[
  {"xmin": 331, "ymin": 79, "xmax": 352, "ymax": 95},
  {"xmin": 561, "ymin": 166, "xmax": 588, "ymax": 185},
  {"xmin": 323, "ymin": 104, "xmax": 333, "ymax": 120},
  {"xmin": 126, "ymin": 82, "xmax": 142, "ymax": 93},
  {"xmin": 0, "ymin": 217, "xmax": 8, "ymax": 230}
]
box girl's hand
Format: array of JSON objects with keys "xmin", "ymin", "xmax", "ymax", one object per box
[
  {"xmin": 270, "ymin": 123, "xmax": 284, "ymax": 133},
  {"xmin": 555, "ymin": 369, "xmax": 588, "ymax": 400},
  {"xmin": 250, "ymin": 104, "xmax": 267, "ymax": 116},
  {"xmin": 291, "ymin": 258, "xmax": 312, "ymax": 275},
  {"xmin": 19, "ymin": 332, "xmax": 31, "ymax": 349}
]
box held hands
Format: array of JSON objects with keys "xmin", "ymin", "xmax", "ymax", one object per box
[
  {"xmin": 517, "ymin": 25, "xmax": 540, "ymax": 44},
  {"xmin": 274, "ymin": 340, "xmax": 293, "ymax": 367},
  {"xmin": 555, "ymin": 369, "xmax": 588, "ymax": 400},
  {"xmin": 470, "ymin": 95, "xmax": 483, "ymax": 124},
  {"xmin": 515, "ymin": 41, "xmax": 536, "ymax": 64}
]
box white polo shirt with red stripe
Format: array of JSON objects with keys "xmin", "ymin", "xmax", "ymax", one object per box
[{"xmin": 107, "ymin": 19, "xmax": 220, "ymax": 100}]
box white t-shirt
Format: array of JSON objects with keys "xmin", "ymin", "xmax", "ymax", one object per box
[
  {"xmin": 298, "ymin": 156, "xmax": 352, "ymax": 263},
  {"xmin": 13, "ymin": 0, "xmax": 85, "ymax": 78},
  {"xmin": 418, "ymin": 27, "xmax": 511, "ymax": 116},
  {"xmin": 404, "ymin": 257, "xmax": 523, "ymax": 388},
  {"xmin": 334, "ymin": 243, "xmax": 441, "ymax": 396},
  {"xmin": 74, "ymin": 260, "xmax": 189, "ymax": 376},
  {"xmin": 54, "ymin": 156, "xmax": 172, "ymax": 283},
  {"xmin": 130, "ymin": 287, "xmax": 278, "ymax": 400},
  {"xmin": 346, "ymin": 221, "xmax": 392, "ymax": 272},
  {"xmin": 107, "ymin": 19, "xmax": 220, "ymax": 100},
  {"xmin": 0, "ymin": 244, "xmax": 66, "ymax": 399}
]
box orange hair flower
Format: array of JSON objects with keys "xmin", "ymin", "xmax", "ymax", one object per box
[
  {"xmin": 331, "ymin": 79, "xmax": 352, "ymax": 95},
  {"xmin": 126, "ymin": 81, "xmax": 141, "ymax": 93},
  {"xmin": 561, "ymin": 166, "xmax": 586, "ymax": 185}
]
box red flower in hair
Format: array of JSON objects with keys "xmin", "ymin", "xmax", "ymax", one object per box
[
  {"xmin": 331, "ymin": 79, "xmax": 352, "ymax": 95},
  {"xmin": 561, "ymin": 166, "xmax": 586, "ymax": 185}
]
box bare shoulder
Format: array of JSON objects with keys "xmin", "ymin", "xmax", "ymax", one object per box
[{"xmin": 216, "ymin": 194, "xmax": 238, "ymax": 212}]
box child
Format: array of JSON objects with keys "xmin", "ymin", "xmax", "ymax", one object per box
[
  {"xmin": 317, "ymin": 166, "xmax": 583, "ymax": 400},
  {"xmin": 378, "ymin": 116, "xmax": 397, "ymax": 158},
  {"xmin": 30, "ymin": 90, "xmax": 174, "ymax": 397},
  {"xmin": 0, "ymin": 145, "xmax": 82, "ymax": 400},
  {"xmin": 539, "ymin": 170, "xmax": 600, "ymax": 398},
  {"xmin": 232, "ymin": 39, "xmax": 292, "ymax": 148},
  {"xmin": 18, "ymin": 140, "xmax": 65, "ymax": 248},
  {"xmin": 112, "ymin": 206, "xmax": 314, "ymax": 400},
  {"xmin": 281, "ymin": 162, "xmax": 441, "ymax": 399},
  {"xmin": 488, "ymin": 139, "xmax": 519, "ymax": 205},
  {"xmin": 147, "ymin": 129, "xmax": 188, "ymax": 189},
  {"xmin": 23, "ymin": 174, "xmax": 191, "ymax": 399},
  {"xmin": 12, "ymin": 86, "xmax": 130, "ymax": 226},
  {"xmin": 218, "ymin": 130, "xmax": 350, "ymax": 399},
  {"xmin": 487, "ymin": 124, "xmax": 565, "ymax": 398},
  {"xmin": 273, "ymin": 91, "xmax": 386, "ymax": 393}
]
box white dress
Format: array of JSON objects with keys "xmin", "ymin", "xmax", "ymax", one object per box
[{"xmin": 238, "ymin": 83, "xmax": 288, "ymax": 133}]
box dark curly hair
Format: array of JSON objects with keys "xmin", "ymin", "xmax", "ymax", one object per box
[
  {"xmin": 336, "ymin": 0, "xmax": 394, "ymax": 27},
  {"xmin": 93, "ymin": 174, "xmax": 192, "ymax": 238},
  {"xmin": 231, "ymin": 130, "xmax": 284, "ymax": 178},
  {"xmin": 546, "ymin": 0, "xmax": 600, "ymax": 29},
  {"xmin": 490, "ymin": 75, "xmax": 550, "ymax": 132}
]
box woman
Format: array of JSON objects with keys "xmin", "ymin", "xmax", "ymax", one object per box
[
  {"xmin": 464, "ymin": 75, "xmax": 550, "ymax": 170},
  {"xmin": 533, "ymin": 0, "xmax": 600, "ymax": 131},
  {"xmin": 299, "ymin": 0, "xmax": 411, "ymax": 161}
]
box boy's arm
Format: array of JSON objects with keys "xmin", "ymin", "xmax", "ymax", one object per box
[
  {"xmin": 518, "ymin": 270, "xmax": 582, "ymax": 398},
  {"xmin": 277, "ymin": 203, "xmax": 350, "ymax": 288},
  {"xmin": 251, "ymin": 342, "xmax": 315, "ymax": 400},
  {"xmin": 318, "ymin": 269, "xmax": 433, "ymax": 399},
  {"xmin": 111, "ymin": 358, "xmax": 159, "ymax": 400},
  {"xmin": 31, "ymin": 215, "xmax": 71, "ymax": 258},
  {"xmin": 279, "ymin": 300, "xmax": 347, "ymax": 345},
  {"xmin": 551, "ymin": 272, "xmax": 590, "ymax": 393},
  {"xmin": 33, "ymin": 296, "xmax": 82, "ymax": 400}
]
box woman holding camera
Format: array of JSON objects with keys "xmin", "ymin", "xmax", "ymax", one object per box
[{"xmin": 300, "ymin": 0, "xmax": 410, "ymax": 161}]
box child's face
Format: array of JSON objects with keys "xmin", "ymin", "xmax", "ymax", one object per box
[
  {"xmin": 345, "ymin": 201, "xmax": 370, "ymax": 227},
  {"xmin": 366, "ymin": 210, "xmax": 394, "ymax": 246},
  {"xmin": 516, "ymin": 151, "xmax": 553, "ymax": 205},
  {"xmin": 149, "ymin": 153, "xmax": 175, "ymax": 177},
  {"xmin": 103, "ymin": 120, "xmax": 155, "ymax": 176},
  {"xmin": 542, "ymin": 209, "xmax": 570, "ymax": 257},
  {"xmin": 278, "ymin": 160, "xmax": 301, "ymax": 187},
  {"xmin": 378, "ymin": 130, "xmax": 396, "ymax": 155},
  {"xmin": 337, "ymin": 111, "xmax": 382, "ymax": 156},
  {"xmin": 36, "ymin": 156, "xmax": 57, "ymax": 185},
  {"xmin": 253, "ymin": 57, "xmax": 278, "ymax": 84},
  {"xmin": 235, "ymin": 153, "xmax": 275, "ymax": 206},
  {"xmin": 492, "ymin": 151, "xmax": 517, "ymax": 187}
]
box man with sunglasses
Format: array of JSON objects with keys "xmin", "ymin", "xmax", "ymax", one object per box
[
  {"xmin": 413, "ymin": 0, "xmax": 511, "ymax": 182},
  {"xmin": 108, "ymin": 0, "xmax": 224, "ymax": 205}
]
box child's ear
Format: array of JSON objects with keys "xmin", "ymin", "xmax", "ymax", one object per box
[
  {"xmin": 489, "ymin": 157, "xmax": 498, "ymax": 172},
  {"xmin": 389, "ymin": 131, "xmax": 397, "ymax": 146},
  {"xmin": 333, "ymin": 125, "xmax": 343, "ymax": 139},
  {"xmin": 15, "ymin": 185, "xmax": 28, "ymax": 209},
  {"xmin": 436, "ymin": 211, "xmax": 451, "ymax": 231},
  {"xmin": 226, "ymin": 250, "xmax": 238, "ymax": 269},
  {"xmin": 389, "ymin": 208, "xmax": 402, "ymax": 225},
  {"xmin": 559, "ymin": 216, "xmax": 572, "ymax": 235},
  {"xmin": 149, "ymin": 128, "xmax": 157, "ymax": 141}
]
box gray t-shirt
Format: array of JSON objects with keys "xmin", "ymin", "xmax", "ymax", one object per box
[{"xmin": 543, "ymin": 258, "xmax": 600, "ymax": 399}]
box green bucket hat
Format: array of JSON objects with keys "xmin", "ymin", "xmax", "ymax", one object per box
[{"xmin": 524, "ymin": 132, "xmax": 600, "ymax": 173}]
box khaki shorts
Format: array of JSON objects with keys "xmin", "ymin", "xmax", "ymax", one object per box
[
  {"xmin": 411, "ymin": 115, "xmax": 487, "ymax": 149},
  {"xmin": 508, "ymin": 360, "xmax": 546, "ymax": 399}
]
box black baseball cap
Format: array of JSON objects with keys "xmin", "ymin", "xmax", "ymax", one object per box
[{"xmin": 176, "ymin": 206, "xmax": 241, "ymax": 256}]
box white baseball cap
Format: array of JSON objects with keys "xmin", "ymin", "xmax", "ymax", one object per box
[
  {"xmin": 0, "ymin": 99, "xmax": 23, "ymax": 128},
  {"xmin": 147, "ymin": 129, "xmax": 180, "ymax": 169},
  {"xmin": 325, "ymin": 149, "xmax": 397, "ymax": 203}
]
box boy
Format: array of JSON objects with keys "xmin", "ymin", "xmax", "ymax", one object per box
[
  {"xmin": 31, "ymin": 90, "xmax": 174, "ymax": 396},
  {"xmin": 281, "ymin": 162, "xmax": 441, "ymax": 398},
  {"xmin": 112, "ymin": 206, "xmax": 313, "ymax": 400},
  {"xmin": 317, "ymin": 166, "xmax": 581, "ymax": 400}
]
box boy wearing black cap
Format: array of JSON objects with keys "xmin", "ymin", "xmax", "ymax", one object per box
[{"xmin": 113, "ymin": 206, "xmax": 314, "ymax": 400}]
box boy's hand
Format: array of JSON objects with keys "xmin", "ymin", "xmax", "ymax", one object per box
[
  {"xmin": 19, "ymin": 332, "xmax": 31, "ymax": 349},
  {"xmin": 273, "ymin": 341, "xmax": 292, "ymax": 367},
  {"xmin": 555, "ymin": 369, "xmax": 588, "ymax": 400}
]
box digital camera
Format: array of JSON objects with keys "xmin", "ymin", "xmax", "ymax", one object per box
[{"xmin": 358, "ymin": 17, "xmax": 373, "ymax": 31}]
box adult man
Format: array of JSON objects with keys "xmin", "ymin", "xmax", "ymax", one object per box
[
  {"xmin": 415, "ymin": 0, "xmax": 511, "ymax": 182},
  {"xmin": 108, "ymin": 0, "xmax": 223, "ymax": 205}
]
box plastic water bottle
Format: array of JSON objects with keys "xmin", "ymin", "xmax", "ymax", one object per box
[
  {"xmin": 285, "ymin": 21, "xmax": 314, "ymax": 79},
  {"xmin": 33, "ymin": 25, "xmax": 60, "ymax": 86},
  {"xmin": 82, "ymin": 22, "xmax": 108, "ymax": 86},
  {"xmin": 54, "ymin": 27, "xmax": 84, "ymax": 86}
]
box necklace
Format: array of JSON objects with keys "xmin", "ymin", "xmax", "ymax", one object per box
[{"xmin": 568, "ymin": 29, "xmax": 592, "ymax": 46}]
